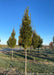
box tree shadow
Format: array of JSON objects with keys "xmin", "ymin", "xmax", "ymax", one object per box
[
  {"xmin": 46, "ymin": 51, "xmax": 54, "ymax": 54},
  {"xmin": 34, "ymin": 53, "xmax": 54, "ymax": 62},
  {"xmin": 5, "ymin": 50, "xmax": 33, "ymax": 60},
  {"xmin": 2, "ymin": 49, "xmax": 54, "ymax": 62},
  {"xmin": 28, "ymin": 50, "xmax": 54, "ymax": 62}
]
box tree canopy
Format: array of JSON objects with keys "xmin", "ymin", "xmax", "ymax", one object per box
[
  {"xmin": 32, "ymin": 31, "xmax": 39, "ymax": 49},
  {"xmin": 19, "ymin": 8, "xmax": 32, "ymax": 49},
  {"xmin": 7, "ymin": 29, "xmax": 16, "ymax": 48},
  {"xmin": 37, "ymin": 36, "xmax": 43, "ymax": 48},
  {"xmin": 32, "ymin": 31, "xmax": 43, "ymax": 49}
]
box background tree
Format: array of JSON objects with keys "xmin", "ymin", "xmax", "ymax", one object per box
[
  {"xmin": 49, "ymin": 42, "xmax": 53, "ymax": 49},
  {"xmin": 32, "ymin": 31, "xmax": 39, "ymax": 49},
  {"xmin": 37, "ymin": 36, "xmax": 43, "ymax": 56},
  {"xmin": 49, "ymin": 37, "xmax": 54, "ymax": 50},
  {"xmin": 53, "ymin": 37, "xmax": 54, "ymax": 49},
  {"xmin": 32, "ymin": 31, "xmax": 39, "ymax": 62},
  {"xmin": 18, "ymin": 7, "xmax": 32, "ymax": 75},
  {"xmin": 18, "ymin": 36, "xmax": 22, "ymax": 50},
  {"xmin": 7, "ymin": 29, "xmax": 16, "ymax": 59},
  {"xmin": 53, "ymin": 36, "xmax": 54, "ymax": 43},
  {"xmin": 18, "ymin": 24, "xmax": 23, "ymax": 47}
]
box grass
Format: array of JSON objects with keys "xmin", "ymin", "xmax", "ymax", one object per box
[{"xmin": 0, "ymin": 48, "xmax": 54, "ymax": 74}]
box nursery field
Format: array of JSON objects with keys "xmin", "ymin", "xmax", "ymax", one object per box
[{"xmin": 0, "ymin": 48, "xmax": 54, "ymax": 75}]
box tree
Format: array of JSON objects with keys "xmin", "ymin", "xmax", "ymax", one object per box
[
  {"xmin": 53, "ymin": 36, "xmax": 54, "ymax": 43},
  {"xmin": 7, "ymin": 29, "xmax": 16, "ymax": 59},
  {"xmin": 18, "ymin": 7, "xmax": 32, "ymax": 75},
  {"xmin": 49, "ymin": 37, "xmax": 54, "ymax": 49},
  {"xmin": 49, "ymin": 42, "xmax": 54, "ymax": 49},
  {"xmin": 32, "ymin": 31, "xmax": 39, "ymax": 49},
  {"xmin": 18, "ymin": 36, "xmax": 23, "ymax": 50},
  {"xmin": 37, "ymin": 36, "xmax": 43, "ymax": 56},
  {"xmin": 32, "ymin": 31, "xmax": 39, "ymax": 62},
  {"xmin": 18, "ymin": 36, "xmax": 22, "ymax": 46}
]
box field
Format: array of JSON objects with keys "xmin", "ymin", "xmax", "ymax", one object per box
[{"xmin": 0, "ymin": 48, "xmax": 54, "ymax": 75}]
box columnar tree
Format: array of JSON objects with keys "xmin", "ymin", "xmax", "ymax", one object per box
[
  {"xmin": 7, "ymin": 29, "xmax": 16, "ymax": 59},
  {"xmin": 18, "ymin": 36, "xmax": 22, "ymax": 50},
  {"xmin": 18, "ymin": 8, "xmax": 32, "ymax": 75},
  {"xmin": 32, "ymin": 31, "xmax": 39, "ymax": 62},
  {"xmin": 53, "ymin": 36, "xmax": 54, "ymax": 43},
  {"xmin": 49, "ymin": 42, "xmax": 53, "ymax": 49},
  {"xmin": 32, "ymin": 31, "xmax": 43, "ymax": 57},
  {"xmin": 37, "ymin": 36, "xmax": 43, "ymax": 56},
  {"xmin": 32, "ymin": 31, "xmax": 39, "ymax": 49},
  {"xmin": 53, "ymin": 37, "xmax": 54, "ymax": 49},
  {"xmin": 18, "ymin": 36, "xmax": 22, "ymax": 46}
]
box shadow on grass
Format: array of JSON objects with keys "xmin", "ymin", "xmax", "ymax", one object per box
[
  {"xmin": 35, "ymin": 55, "xmax": 54, "ymax": 62},
  {"xmin": 3, "ymin": 49, "xmax": 54, "ymax": 62},
  {"xmin": 46, "ymin": 51, "xmax": 54, "ymax": 54},
  {"xmin": 27, "ymin": 50, "xmax": 54, "ymax": 62},
  {"xmin": 5, "ymin": 50, "xmax": 33, "ymax": 60}
]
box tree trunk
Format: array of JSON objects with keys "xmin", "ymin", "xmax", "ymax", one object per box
[
  {"xmin": 25, "ymin": 48, "xmax": 27, "ymax": 75},
  {"xmin": 12, "ymin": 48, "xmax": 13, "ymax": 60},
  {"xmin": 34, "ymin": 57, "xmax": 35, "ymax": 63},
  {"xmin": 38, "ymin": 48, "xmax": 39, "ymax": 57},
  {"xmin": 20, "ymin": 46, "xmax": 21, "ymax": 50},
  {"xmin": 29, "ymin": 47, "xmax": 30, "ymax": 53}
]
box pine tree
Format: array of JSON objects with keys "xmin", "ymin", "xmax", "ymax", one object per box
[
  {"xmin": 7, "ymin": 29, "xmax": 16, "ymax": 59},
  {"xmin": 18, "ymin": 7, "xmax": 32, "ymax": 75}
]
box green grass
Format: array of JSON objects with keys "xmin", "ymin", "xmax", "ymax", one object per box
[
  {"xmin": 0, "ymin": 49, "xmax": 54, "ymax": 74},
  {"xmin": 27, "ymin": 62, "xmax": 54, "ymax": 73}
]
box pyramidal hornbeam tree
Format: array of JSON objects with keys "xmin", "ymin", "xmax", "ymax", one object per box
[
  {"xmin": 19, "ymin": 7, "xmax": 32, "ymax": 75},
  {"xmin": 7, "ymin": 29, "xmax": 16, "ymax": 59},
  {"xmin": 32, "ymin": 31, "xmax": 43, "ymax": 61},
  {"xmin": 32, "ymin": 31, "xmax": 39, "ymax": 62},
  {"xmin": 32, "ymin": 31, "xmax": 39, "ymax": 49},
  {"xmin": 37, "ymin": 35, "xmax": 43, "ymax": 56}
]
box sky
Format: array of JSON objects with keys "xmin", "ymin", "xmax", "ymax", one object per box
[{"xmin": 0, "ymin": 0, "xmax": 54, "ymax": 45}]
